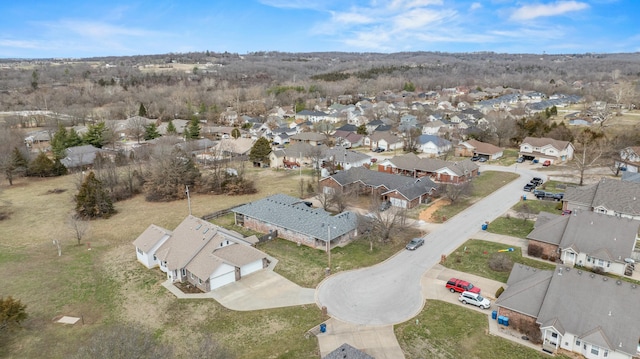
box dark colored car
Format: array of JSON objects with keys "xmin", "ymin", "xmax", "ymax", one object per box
[
  {"xmin": 523, "ymin": 183, "xmax": 535, "ymax": 192},
  {"xmin": 405, "ymin": 238, "xmax": 425, "ymax": 250},
  {"xmin": 478, "ymin": 157, "xmax": 487, "ymax": 162},
  {"xmin": 516, "ymin": 157, "xmax": 525, "ymax": 163},
  {"xmin": 531, "ymin": 177, "xmax": 544, "ymax": 186},
  {"xmin": 535, "ymin": 191, "xmax": 554, "ymax": 200},
  {"xmin": 471, "ymin": 155, "xmax": 480, "ymax": 161},
  {"xmin": 553, "ymin": 193, "xmax": 564, "ymax": 201},
  {"xmin": 446, "ymin": 278, "xmax": 481, "ymax": 294},
  {"xmin": 373, "ymin": 147, "xmax": 385, "ymax": 153}
]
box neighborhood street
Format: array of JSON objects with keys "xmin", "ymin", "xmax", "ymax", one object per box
[{"xmin": 316, "ymin": 165, "xmax": 545, "ymax": 325}]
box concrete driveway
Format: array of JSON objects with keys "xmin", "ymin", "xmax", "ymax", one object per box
[{"xmin": 316, "ymin": 166, "xmax": 544, "ymax": 325}]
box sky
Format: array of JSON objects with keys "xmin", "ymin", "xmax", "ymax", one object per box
[{"xmin": 0, "ymin": 0, "xmax": 638, "ymax": 58}]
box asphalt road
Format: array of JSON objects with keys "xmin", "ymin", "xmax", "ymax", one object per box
[{"xmin": 316, "ymin": 165, "xmax": 545, "ymax": 325}]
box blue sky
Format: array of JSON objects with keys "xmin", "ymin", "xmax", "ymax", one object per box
[{"xmin": 0, "ymin": 0, "xmax": 638, "ymax": 58}]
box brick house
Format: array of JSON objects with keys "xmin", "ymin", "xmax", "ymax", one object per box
[
  {"xmin": 526, "ymin": 211, "xmax": 639, "ymax": 275},
  {"xmin": 232, "ymin": 194, "xmax": 358, "ymax": 249},
  {"xmin": 496, "ymin": 265, "xmax": 640, "ymax": 358},
  {"xmin": 563, "ymin": 177, "xmax": 640, "ymax": 221},
  {"xmin": 319, "ymin": 167, "xmax": 437, "ymax": 209},
  {"xmin": 377, "ymin": 153, "xmax": 479, "ymax": 184}
]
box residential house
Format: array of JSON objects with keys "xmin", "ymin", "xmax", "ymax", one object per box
[
  {"xmin": 414, "ymin": 135, "xmax": 452, "ymax": 156},
  {"xmin": 526, "ymin": 211, "xmax": 639, "ymax": 275},
  {"xmin": 289, "ymin": 132, "xmax": 327, "ymax": 146},
  {"xmin": 214, "ymin": 138, "xmax": 254, "ymax": 157},
  {"xmin": 296, "ymin": 110, "xmax": 331, "ymax": 123},
  {"xmin": 421, "ymin": 120, "xmax": 446, "ymax": 135},
  {"xmin": 333, "ymin": 130, "xmax": 364, "ymax": 148},
  {"xmin": 319, "ymin": 166, "xmax": 437, "ymax": 209},
  {"xmin": 563, "ymin": 177, "xmax": 640, "ymax": 221},
  {"xmin": 232, "ymin": 194, "xmax": 358, "ymax": 249},
  {"xmin": 364, "ymin": 132, "xmax": 404, "ymax": 151},
  {"xmin": 133, "ymin": 215, "xmax": 267, "ymax": 292},
  {"xmin": 377, "ymin": 153, "xmax": 479, "ymax": 184},
  {"xmin": 615, "ymin": 146, "xmax": 640, "ymax": 173},
  {"xmin": 60, "ymin": 144, "xmax": 107, "ymax": 169},
  {"xmin": 457, "ymin": 139, "xmax": 504, "ymax": 160},
  {"xmin": 24, "ymin": 130, "xmax": 52, "ymax": 153},
  {"xmin": 495, "ymin": 264, "xmax": 640, "ymax": 359},
  {"xmin": 268, "ymin": 142, "xmax": 328, "ymax": 169},
  {"xmin": 323, "ymin": 343, "xmax": 374, "ymax": 359},
  {"xmin": 323, "ymin": 148, "xmax": 372, "ymax": 170},
  {"xmin": 519, "ymin": 136, "xmax": 574, "ymax": 164}
]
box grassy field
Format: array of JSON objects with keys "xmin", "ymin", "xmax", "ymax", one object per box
[
  {"xmin": 0, "ymin": 167, "xmax": 330, "ymax": 358},
  {"xmin": 431, "ymin": 171, "xmax": 520, "ymax": 222},
  {"xmin": 395, "ymin": 300, "xmax": 571, "ymax": 359},
  {"xmin": 485, "ymin": 217, "xmax": 535, "ymax": 238},
  {"xmin": 442, "ymin": 239, "xmax": 557, "ymax": 283}
]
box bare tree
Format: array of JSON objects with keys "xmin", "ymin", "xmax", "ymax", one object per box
[
  {"xmin": 0, "ymin": 126, "xmax": 26, "ymax": 186},
  {"xmin": 127, "ymin": 116, "xmax": 148, "ymax": 143},
  {"xmin": 572, "ymin": 128, "xmax": 605, "ymax": 186},
  {"xmin": 73, "ymin": 324, "xmax": 174, "ymax": 359},
  {"xmin": 67, "ymin": 213, "xmax": 90, "ymax": 245},
  {"xmin": 367, "ymin": 199, "xmax": 407, "ymax": 243},
  {"xmin": 438, "ymin": 182, "xmax": 472, "ymax": 204}
]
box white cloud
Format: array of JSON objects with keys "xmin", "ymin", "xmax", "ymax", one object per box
[
  {"xmin": 389, "ymin": 0, "xmax": 443, "ymax": 10},
  {"xmin": 510, "ymin": 1, "xmax": 589, "ymax": 21},
  {"xmin": 0, "ymin": 39, "xmax": 41, "ymax": 49},
  {"xmin": 470, "ymin": 2, "xmax": 482, "ymax": 11},
  {"xmin": 331, "ymin": 11, "xmax": 375, "ymax": 25},
  {"xmin": 391, "ymin": 8, "xmax": 453, "ymax": 32}
]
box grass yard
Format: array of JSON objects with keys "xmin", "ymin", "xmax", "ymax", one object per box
[
  {"xmin": 431, "ymin": 171, "xmax": 519, "ymax": 222},
  {"xmin": 486, "ymin": 217, "xmax": 535, "ymax": 238},
  {"xmin": 395, "ymin": 300, "xmax": 571, "ymax": 359},
  {"xmin": 442, "ymin": 239, "xmax": 557, "ymax": 283}
]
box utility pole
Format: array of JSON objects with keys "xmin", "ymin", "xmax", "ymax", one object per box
[{"xmin": 186, "ymin": 185, "xmax": 192, "ymax": 216}]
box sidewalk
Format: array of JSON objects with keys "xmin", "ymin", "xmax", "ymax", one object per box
[{"xmin": 315, "ymin": 318, "xmax": 405, "ymax": 359}]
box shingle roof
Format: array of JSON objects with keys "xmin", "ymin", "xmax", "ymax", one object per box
[
  {"xmin": 465, "ymin": 139, "xmax": 503, "ymax": 155},
  {"xmin": 495, "ymin": 265, "xmax": 552, "ymax": 317},
  {"xmin": 323, "ymin": 343, "xmax": 374, "ymax": 359},
  {"xmin": 566, "ymin": 178, "xmax": 640, "ymax": 216},
  {"xmin": 384, "ymin": 153, "xmax": 479, "ymax": 177},
  {"xmin": 521, "ymin": 137, "xmax": 571, "ymax": 151},
  {"xmin": 132, "ymin": 224, "xmax": 172, "ymax": 252},
  {"xmin": 232, "ymin": 194, "xmax": 357, "ymax": 242}
]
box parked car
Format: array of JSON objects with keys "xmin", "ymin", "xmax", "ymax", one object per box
[
  {"xmin": 532, "ymin": 189, "xmax": 545, "ymax": 197},
  {"xmin": 458, "ymin": 291, "xmax": 491, "ymax": 309},
  {"xmin": 373, "ymin": 147, "xmax": 385, "ymax": 153},
  {"xmin": 471, "ymin": 155, "xmax": 480, "ymax": 161},
  {"xmin": 516, "ymin": 157, "xmax": 525, "ymax": 163},
  {"xmin": 553, "ymin": 193, "xmax": 564, "ymax": 201},
  {"xmin": 478, "ymin": 157, "xmax": 487, "ymax": 162},
  {"xmin": 531, "ymin": 177, "xmax": 544, "ymax": 186},
  {"xmin": 535, "ymin": 191, "xmax": 555, "ymax": 200},
  {"xmin": 379, "ymin": 201, "xmax": 391, "ymax": 212},
  {"xmin": 405, "ymin": 238, "xmax": 425, "ymax": 250},
  {"xmin": 446, "ymin": 278, "xmax": 481, "ymax": 294},
  {"xmin": 523, "ymin": 183, "xmax": 535, "ymax": 192},
  {"xmin": 542, "ymin": 160, "xmax": 551, "ymax": 167}
]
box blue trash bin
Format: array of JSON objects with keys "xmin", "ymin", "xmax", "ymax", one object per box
[
  {"xmin": 482, "ymin": 223, "xmax": 488, "ymax": 231},
  {"xmin": 320, "ymin": 323, "xmax": 326, "ymax": 333},
  {"xmin": 497, "ymin": 316, "xmax": 504, "ymax": 325},
  {"xmin": 492, "ymin": 310, "xmax": 497, "ymax": 320},
  {"xmin": 503, "ymin": 317, "xmax": 509, "ymax": 327}
]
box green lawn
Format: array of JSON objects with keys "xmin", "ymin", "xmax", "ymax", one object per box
[
  {"xmin": 442, "ymin": 239, "xmax": 557, "ymax": 283},
  {"xmin": 486, "ymin": 217, "xmax": 535, "ymax": 238},
  {"xmin": 432, "ymin": 171, "xmax": 519, "ymax": 222},
  {"xmin": 511, "ymin": 199, "xmax": 562, "ymax": 215},
  {"xmin": 395, "ymin": 300, "xmax": 571, "ymax": 359}
]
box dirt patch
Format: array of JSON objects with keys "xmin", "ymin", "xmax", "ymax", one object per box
[{"xmin": 419, "ymin": 199, "xmax": 451, "ymax": 222}]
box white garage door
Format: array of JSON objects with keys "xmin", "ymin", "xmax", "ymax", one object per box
[
  {"xmin": 390, "ymin": 197, "xmax": 407, "ymax": 208},
  {"xmin": 241, "ymin": 260, "xmax": 263, "ymax": 276},
  {"xmin": 210, "ymin": 270, "xmax": 235, "ymax": 290}
]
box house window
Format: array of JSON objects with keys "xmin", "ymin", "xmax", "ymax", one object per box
[
  {"xmin": 137, "ymin": 247, "xmax": 143, "ymax": 254},
  {"xmin": 190, "ymin": 273, "xmax": 194, "ymax": 279},
  {"xmin": 576, "ymin": 339, "xmax": 581, "ymax": 347},
  {"xmin": 597, "ymin": 259, "xmax": 604, "ymax": 267},
  {"xmin": 604, "ymin": 349, "xmax": 608, "ymax": 357},
  {"xmin": 551, "ymin": 332, "xmax": 558, "ymax": 338},
  {"xmin": 153, "ymin": 254, "xmax": 157, "ymax": 261},
  {"xmin": 591, "ymin": 345, "xmax": 599, "ymax": 355},
  {"xmin": 181, "ymin": 269, "xmax": 186, "ymax": 276},
  {"xmin": 607, "ymin": 261, "xmax": 610, "ymax": 267},
  {"xmin": 198, "ymin": 278, "xmax": 202, "ymax": 284}
]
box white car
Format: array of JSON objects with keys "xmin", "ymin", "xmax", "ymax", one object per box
[{"xmin": 458, "ymin": 291, "xmax": 491, "ymax": 309}]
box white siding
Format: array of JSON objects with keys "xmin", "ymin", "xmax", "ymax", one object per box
[{"xmin": 210, "ymin": 263, "xmax": 236, "ymax": 290}]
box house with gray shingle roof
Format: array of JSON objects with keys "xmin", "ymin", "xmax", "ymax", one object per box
[
  {"xmin": 496, "ymin": 264, "xmax": 640, "ymax": 358},
  {"xmin": 319, "ymin": 167, "xmax": 437, "ymax": 209},
  {"xmin": 527, "ymin": 211, "xmax": 639, "ymax": 275},
  {"xmin": 60, "ymin": 144, "xmax": 108, "ymax": 169},
  {"xmin": 415, "ymin": 134, "xmax": 452, "ymax": 156},
  {"xmin": 457, "ymin": 139, "xmax": 504, "ymax": 160},
  {"xmin": 232, "ymin": 194, "xmax": 358, "ymax": 249},
  {"xmin": 377, "ymin": 153, "xmax": 479, "ymax": 184},
  {"xmin": 519, "ymin": 136, "xmax": 574, "ymax": 164},
  {"xmin": 133, "ymin": 215, "xmax": 267, "ymax": 292},
  {"xmin": 563, "ymin": 177, "xmax": 640, "ymax": 221},
  {"xmin": 323, "ymin": 148, "xmax": 371, "ymax": 170},
  {"xmin": 323, "ymin": 343, "xmax": 374, "ymax": 359}
]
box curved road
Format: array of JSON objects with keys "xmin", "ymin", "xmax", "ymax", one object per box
[{"xmin": 316, "ymin": 165, "xmax": 544, "ymax": 325}]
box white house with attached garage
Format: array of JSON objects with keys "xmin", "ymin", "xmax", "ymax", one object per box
[{"xmin": 133, "ymin": 215, "xmax": 268, "ymax": 292}]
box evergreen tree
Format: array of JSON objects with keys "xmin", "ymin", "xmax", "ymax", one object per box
[
  {"xmin": 27, "ymin": 152, "xmax": 55, "ymax": 177},
  {"xmin": 50, "ymin": 124, "xmax": 69, "ymax": 160},
  {"xmin": 138, "ymin": 103, "xmax": 147, "ymax": 117},
  {"xmin": 83, "ymin": 122, "xmax": 107, "ymax": 148},
  {"xmin": 249, "ymin": 137, "xmax": 272, "ymax": 165},
  {"xmin": 75, "ymin": 171, "xmax": 115, "ymax": 219},
  {"xmin": 357, "ymin": 124, "xmax": 368, "ymax": 135},
  {"xmin": 231, "ymin": 128, "xmax": 241, "ymax": 139},
  {"xmin": 144, "ymin": 123, "xmax": 161, "ymax": 140},
  {"xmin": 403, "ymin": 81, "xmax": 416, "ymax": 92},
  {"xmin": 166, "ymin": 120, "xmax": 177, "ymax": 135},
  {"xmin": 66, "ymin": 128, "xmax": 83, "ymax": 147},
  {"xmin": 52, "ymin": 158, "xmax": 68, "ymax": 176},
  {"xmin": 5, "ymin": 147, "xmax": 29, "ymax": 185},
  {"xmin": 185, "ymin": 117, "xmax": 200, "ymax": 140}
]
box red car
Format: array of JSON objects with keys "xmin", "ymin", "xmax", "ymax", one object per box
[
  {"xmin": 542, "ymin": 160, "xmax": 551, "ymax": 167},
  {"xmin": 446, "ymin": 278, "xmax": 481, "ymax": 294}
]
